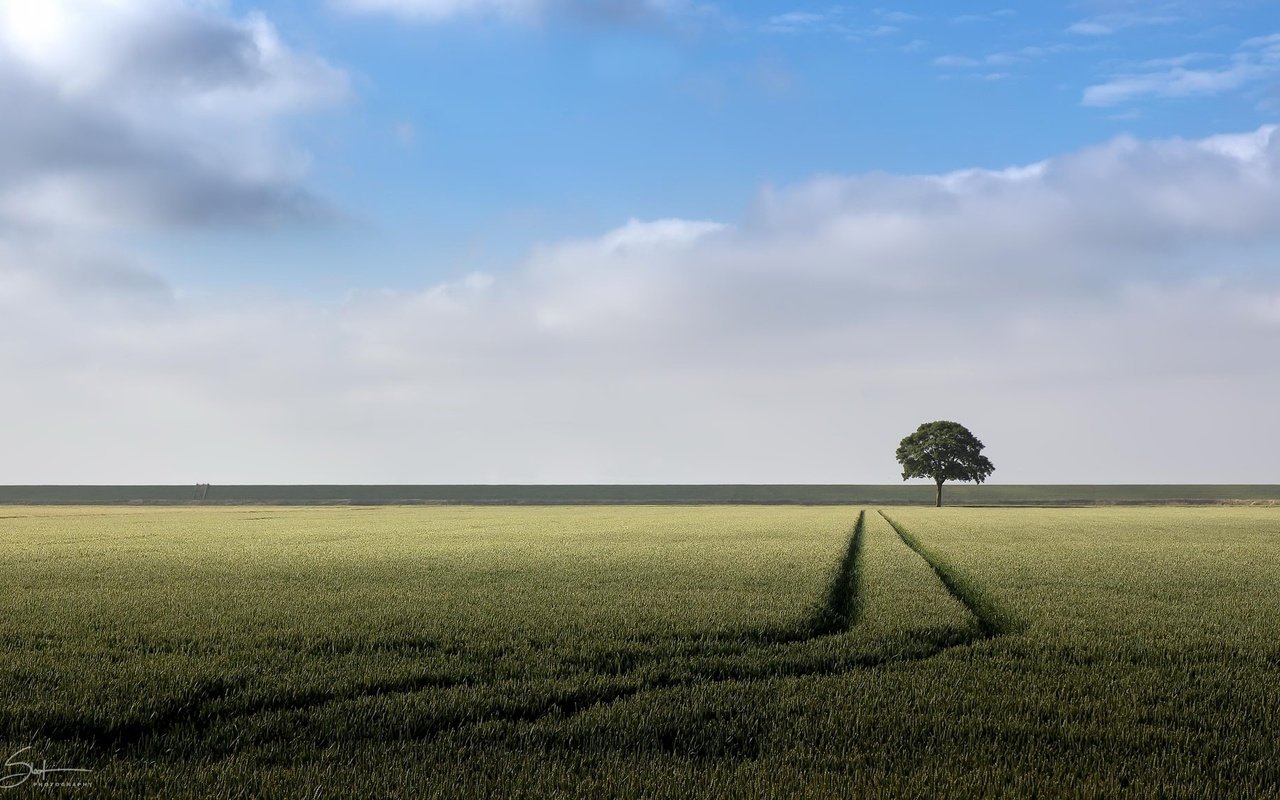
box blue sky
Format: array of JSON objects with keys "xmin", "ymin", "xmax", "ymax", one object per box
[
  {"xmin": 1, "ymin": 0, "xmax": 1279, "ymax": 483},
  {"xmin": 164, "ymin": 0, "xmax": 1280, "ymax": 290}
]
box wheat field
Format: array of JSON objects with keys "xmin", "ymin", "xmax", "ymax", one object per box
[{"xmin": 1, "ymin": 505, "xmax": 1278, "ymax": 797}]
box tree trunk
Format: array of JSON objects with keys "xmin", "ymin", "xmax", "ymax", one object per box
[{"xmin": 935, "ymin": 479, "xmax": 944, "ymax": 508}]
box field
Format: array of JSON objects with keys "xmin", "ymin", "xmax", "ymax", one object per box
[{"xmin": 2, "ymin": 505, "xmax": 1279, "ymax": 797}]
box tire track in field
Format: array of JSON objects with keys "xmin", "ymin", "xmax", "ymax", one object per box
[
  {"xmin": 32, "ymin": 509, "xmax": 1012, "ymax": 755},
  {"xmin": 25, "ymin": 513, "xmax": 872, "ymax": 752},
  {"xmin": 807, "ymin": 509, "xmax": 867, "ymax": 636},
  {"xmin": 878, "ymin": 510, "xmax": 1019, "ymax": 637},
  {"xmin": 26, "ymin": 669, "xmax": 521, "ymax": 752}
]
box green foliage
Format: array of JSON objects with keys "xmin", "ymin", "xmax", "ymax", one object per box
[
  {"xmin": 2, "ymin": 505, "xmax": 1280, "ymax": 797},
  {"xmin": 896, "ymin": 421, "xmax": 995, "ymax": 505},
  {"xmin": 896, "ymin": 420, "xmax": 995, "ymax": 485}
]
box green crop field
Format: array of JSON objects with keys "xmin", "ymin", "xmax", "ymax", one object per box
[{"xmin": 2, "ymin": 505, "xmax": 1279, "ymax": 797}]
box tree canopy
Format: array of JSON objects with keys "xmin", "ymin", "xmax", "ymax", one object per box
[{"xmin": 895, "ymin": 421, "xmax": 995, "ymax": 507}]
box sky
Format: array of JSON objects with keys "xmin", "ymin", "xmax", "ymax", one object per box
[{"xmin": 1, "ymin": 0, "xmax": 1278, "ymax": 484}]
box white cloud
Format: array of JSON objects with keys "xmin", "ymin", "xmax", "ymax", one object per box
[
  {"xmin": 334, "ymin": 0, "xmax": 709, "ymax": 24},
  {"xmin": 1083, "ymin": 61, "xmax": 1268, "ymax": 107},
  {"xmin": 0, "ymin": 0, "xmax": 348, "ymax": 232},
  {"xmin": 1138, "ymin": 52, "xmax": 1214, "ymax": 69},
  {"xmin": 760, "ymin": 8, "xmax": 911, "ymax": 39},
  {"xmin": 875, "ymin": 10, "xmax": 920, "ymax": 24},
  {"xmin": 1245, "ymin": 32, "xmax": 1280, "ymax": 50},
  {"xmin": 933, "ymin": 55, "xmax": 980, "ymax": 68},
  {"xmin": 951, "ymin": 9, "xmax": 1015, "ymax": 24},
  {"xmin": 5, "ymin": 128, "xmax": 1280, "ymax": 482},
  {"xmin": 1068, "ymin": 20, "xmax": 1115, "ymax": 36},
  {"xmin": 932, "ymin": 43, "xmax": 1078, "ymax": 72},
  {"xmin": 337, "ymin": 0, "xmax": 539, "ymax": 20},
  {"xmin": 764, "ymin": 11, "xmax": 824, "ymax": 31},
  {"xmin": 1083, "ymin": 32, "xmax": 1280, "ymax": 107},
  {"xmin": 1067, "ymin": 12, "xmax": 1181, "ymax": 36}
]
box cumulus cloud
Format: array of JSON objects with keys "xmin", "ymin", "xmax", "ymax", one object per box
[
  {"xmin": 0, "ymin": 0, "xmax": 348, "ymax": 232},
  {"xmin": 4, "ymin": 127, "xmax": 1280, "ymax": 482}
]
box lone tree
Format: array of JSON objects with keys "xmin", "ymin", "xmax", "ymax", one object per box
[{"xmin": 896, "ymin": 421, "xmax": 994, "ymax": 507}]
